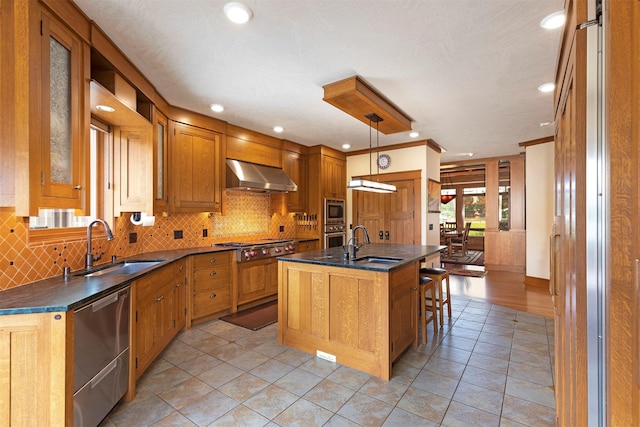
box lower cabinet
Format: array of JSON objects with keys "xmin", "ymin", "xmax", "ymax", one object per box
[
  {"xmin": 0, "ymin": 311, "xmax": 70, "ymax": 426},
  {"xmin": 133, "ymin": 261, "xmax": 186, "ymax": 379},
  {"xmin": 237, "ymin": 258, "xmax": 278, "ymax": 305},
  {"xmin": 389, "ymin": 265, "xmax": 418, "ymax": 361},
  {"xmin": 191, "ymin": 251, "xmax": 232, "ymax": 322}
]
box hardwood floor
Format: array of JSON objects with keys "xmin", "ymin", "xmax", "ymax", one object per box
[{"xmin": 448, "ymin": 269, "xmax": 554, "ymax": 318}]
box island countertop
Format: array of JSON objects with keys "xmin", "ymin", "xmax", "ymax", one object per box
[{"xmin": 277, "ymin": 243, "xmax": 443, "ymax": 271}]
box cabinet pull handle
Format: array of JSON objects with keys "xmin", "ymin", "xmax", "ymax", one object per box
[
  {"xmin": 210, "ymin": 271, "xmax": 217, "ymax": 276},
  {"xmin": 156, "ymin": 295, "xmax": 164, "ymax": 302},
  {"xmin": 210, "ymin": 293, "xmax": 217, "ymax": 298},
  {"xmin": 209, "ymin": 258, "xmax": 216, "ymax": 263},
  {"xmin": 174, "ymin": 283, "xmax": 181, "ymax": 290},
  {"xmin": 74, "ymin": 184, "xmax": 82, "ymax": 190},
  {"xmin": 179, "ymin": 265, "xmax": 184, "ymax": 271}
]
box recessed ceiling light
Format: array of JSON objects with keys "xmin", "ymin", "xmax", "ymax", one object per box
[
  {"xmin": 273, "ymin": 126, "xmax": 284, "ymax": 133},
  {"xmin": 409, "ymin": 131, "xmax": 419, "ymax": 138},
  {"xmin": 540, "ymin": 11, "xmax": 565, "ymax": 30},
  {"xmin": 96, "ymin": 105, "xmax": 115, "ymax": 112},
  {"xmin": 538, "ymin": 83, "xmax": 555, "ymax": 93},
  {"xmin": 342, "ymin": 144, "xmax": 351, "ymax": 149},
  {"xmin": 210, "ymin": 103, "xmax": 224, "ymax": 113},
  {"xmin": 467, "ymin": 153, "xmax": 474, "ymax": 157},
  {"xmin": 224, "ymin": 2, "xmax": 253, "ymax": 24}
]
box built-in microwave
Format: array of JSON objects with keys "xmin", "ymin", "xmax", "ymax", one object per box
[{"xmin": 324, "ymin": 198, "xmax": 345, "ymax": 225}]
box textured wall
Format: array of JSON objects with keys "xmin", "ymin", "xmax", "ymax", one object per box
[{"xmin": 0, "ymin": 192, "xmax": 296, "ymax": 290}]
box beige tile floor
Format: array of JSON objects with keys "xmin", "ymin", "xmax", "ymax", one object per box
[{"xmin": 100, "ymin": 292, "xmax": 555, "ymax": 427}]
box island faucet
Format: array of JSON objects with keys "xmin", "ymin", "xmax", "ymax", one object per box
[
  {"xmin": 345, "ymin": 225, "xmax": 370, "ymax": 259},
  {"xmin": 85, "ymin": 218, "xmax": 115, "ymax": 269}
]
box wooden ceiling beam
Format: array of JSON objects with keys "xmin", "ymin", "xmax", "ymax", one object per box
[{"xmin": 323, "ymin": 76, "xmax": 413, "ymax": 134}]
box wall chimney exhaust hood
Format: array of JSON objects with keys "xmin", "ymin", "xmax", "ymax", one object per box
[{"xmin": 226, "ymin": 159, "xmax": 297, "ymax": 193}]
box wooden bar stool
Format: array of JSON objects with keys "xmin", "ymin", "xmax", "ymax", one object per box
[
  {"xmin": 417, "ymin": 275, "xmax": 438, "ymax": 345},
  {"xmin": 419, "ymin": 267, "xmax": 451, "ymax": 326}
]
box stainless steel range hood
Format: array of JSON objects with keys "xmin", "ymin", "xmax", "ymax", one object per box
[{"xmin": 226, "ymin": 159, "xmax": 297, "ymax": 193}]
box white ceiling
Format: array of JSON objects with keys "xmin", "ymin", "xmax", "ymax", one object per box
[{"xmin": 73, "ymin": 0, "xmax": 562, "ymax": 162}]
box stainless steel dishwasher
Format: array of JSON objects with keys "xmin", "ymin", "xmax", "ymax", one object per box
[{"xmin": 73, "ymin": 285, "xmax": 130, "ymax": 427}]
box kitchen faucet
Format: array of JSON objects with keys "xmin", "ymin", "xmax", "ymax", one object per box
[
  {"xmin": 344, "ymin": 225, "xmax": 370, "ymax": 259},
  {"xmin": 85, "ymin": 218, "xmax": 115, "ymax": 269}
]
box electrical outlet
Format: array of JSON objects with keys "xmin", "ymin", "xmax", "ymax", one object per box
[
  {"xmin": 429, "ymin": 224, "xmax": 433, "ymax": 230},
  {"xmin": 202, "ymin": 229, "xmax": 208, "ymax": 237},
  {"xmin": 174, "ymin": 230, "xmax": 183, "ymax": 239},
  {"xmin": 279, "ymin": 225, "xmax": 284, "ymax": 232},
  {"xmin": 129, "ymin": 232, "xmax": 137, "ymax": 243},
  {"xmin": 316, "ymin": 350, "xmax": 336, "ymax": 363}
]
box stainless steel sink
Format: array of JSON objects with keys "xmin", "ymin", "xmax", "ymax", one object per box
[
  {"xmin": 352, "ymin": 256, "xmax": 402, "ymax": 264},
  {"xmin": 78, "ymin": 260, "xmax": 163, "ymax": 277}
]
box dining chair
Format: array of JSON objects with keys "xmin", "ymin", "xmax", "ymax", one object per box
[{"xmin": 449, "ymin": 221, "xmax": 471, "ymax": 256}]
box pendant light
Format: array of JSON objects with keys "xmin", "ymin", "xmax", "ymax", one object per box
[
  {"xmin": 347, "ymin": 113, "xmax": 397, "ymax": 193},
  {"xmin": 440, "ymin": 172, "xmax": 456, "ymax": 204}
]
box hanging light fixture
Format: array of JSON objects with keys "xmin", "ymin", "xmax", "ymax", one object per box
[
  {"xmin": 348, "ymin": 113, "xmax": 397, "ymax": 193},
  {"xmin": 440, "ymin": 172, "xmax": 456, "ymax": 204}
]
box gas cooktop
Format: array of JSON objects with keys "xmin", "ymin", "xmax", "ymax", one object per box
[{"xmin": 213, "ymin": 239, "xmax": 296, "ymax": 262}]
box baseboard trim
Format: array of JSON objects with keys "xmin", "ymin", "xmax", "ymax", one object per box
[
  {"xmin": 484, "ymin": 263, "xmax": 525, "ymax": 274},
  {"xmin": 524, "ymin": 275, "xmax": 550, "ymax": 289}
]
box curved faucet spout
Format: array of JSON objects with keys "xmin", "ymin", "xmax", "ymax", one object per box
[{"xmin": 86, "ymin": 219, "xmax": 115, "ymax": 269}]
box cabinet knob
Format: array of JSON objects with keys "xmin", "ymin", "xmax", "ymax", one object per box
[
  {"xmin": 209, "ymin": 292, "xmax": 217, "ymax": 298},
  {"xmin": 209, "ymin": 258, "xmax": 216, "ymax": 263},
  {"xmin": 74, "ymin": 185, "xmax": 82, "ymax": 190},
  {"xmin": 210, "ymin": 270, "xmax": 217, "ymax": 276},
  {"xmin": 156, "ymin": 295, "xmax": 164, "ymax": 302},
  {"xmin": 179, "ymin": 265, "xmax": 184, "ymax": 271}
]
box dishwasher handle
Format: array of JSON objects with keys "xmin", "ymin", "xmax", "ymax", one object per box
[{"xmin": 90, "ymin": 287, "xmax": 130, "ymax": 312}]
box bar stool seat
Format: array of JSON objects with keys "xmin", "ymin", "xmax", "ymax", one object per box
[
  {"xmin": 419, "ymin": 267, "xmax": 451, "ymax": 327},
  {"xmin": 417, "ymin": 275, "xmax": 438, "ymax": 345}
]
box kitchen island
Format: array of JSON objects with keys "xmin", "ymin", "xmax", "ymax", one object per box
[{"xmin": 277, "ymin": 244, "xmax": 442, "ymax": 380}]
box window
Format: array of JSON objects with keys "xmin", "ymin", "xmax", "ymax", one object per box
[
  {"xmin": 463, "ymin": 187, "xmax": 486, "ymax": 236},
  {"xmin": 29, "ymin": 121, "xmax": 112, "ymax": 240}
]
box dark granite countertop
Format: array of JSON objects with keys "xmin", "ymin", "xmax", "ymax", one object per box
[
  {"xmin": 0, "ymin": 246, "xmax": 236, "ymax": 315},
  {"xmin": 277, "ymin": 244, "xmax": 444, "ymax": 272}
]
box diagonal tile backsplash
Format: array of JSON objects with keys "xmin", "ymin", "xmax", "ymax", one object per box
[{"xmin": 0, "ymin": 192, "xmax": 298, "ymax": 291}]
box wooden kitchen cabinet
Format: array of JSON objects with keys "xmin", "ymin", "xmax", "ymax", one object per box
[
  {"xmin": 297, "ymin": 239, "xmax": 319, "ymax": 252},
  {"xmin": 237, "ymin": 258, "xmax": 278, "ymax": 306},
  {"xmin": 282, "ymin": 150, "xmax": 307, "ymax": 211},
  {"xmin": 172, "ymin": 258, "xmax": 187, "ymax": 331},
  {"xmin": 153, "ymin": 109, "xmax": 169, "ymax": 213},
  {"xmin": 389, "ymin": 265, "xmax": 417, "ymax": 361},
  {"xmin": 321, "ymin": 155, "xmax": 346, "ymax": 200},
  {"xmin": 191, "ymin": 252, "xmax": 233, "ymax": 322},
  {"xmin": 133, "ymin": 262, "xmax": 185, "ymax": 378},
  {"xmin": 113, "ymin": 126, "xmax": 153, "ymax": 215},
  {"xmin": 168, "ymin": 121, "xmax": 223, "ymax": 213},
  {"xmin": 0, "ymin": 311, "xmax": 71, "ymax": 426},
  {"xmin": 3, "ymin": 3, "xmax": 91, "ymax": 215}
]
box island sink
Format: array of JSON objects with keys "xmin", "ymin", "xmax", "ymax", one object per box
[{"xmin": 352, "ymin": 256, "xmax": 402, "ymax": 264}]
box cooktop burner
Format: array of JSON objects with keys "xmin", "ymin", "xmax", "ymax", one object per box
[{"xmin": 213, "ymin": 239, "xmax": 297, "ymax": 262}]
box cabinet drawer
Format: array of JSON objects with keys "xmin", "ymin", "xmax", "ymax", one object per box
[
  {"xmin": 192, "ymin": 252, "xmax": 231, "ymax": 269},
  {"xmin": 193, "ymin": 287, "xmax": 231, "ymax": 318},
  {"xmin": 193, "ymin": 265, "xmax": 230, "ymax": 290},
  {"xmin": 135, "ymin": 267, "xmax": 169, "ymax": 300}
]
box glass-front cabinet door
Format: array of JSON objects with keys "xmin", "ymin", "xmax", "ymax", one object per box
[{"xmin": 39, "ymin": 12, "xmax": 86, "ymax": 209}]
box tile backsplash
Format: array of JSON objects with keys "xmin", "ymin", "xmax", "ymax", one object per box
[{"xmin": 0, "ymin": 192, "xmax": 298, "ymax": 291}]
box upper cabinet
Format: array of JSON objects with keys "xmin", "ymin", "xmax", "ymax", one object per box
[
  {"xmin": 39, "ymin": 11, "xmax": 87, "ymax": 210},
  {"xmin": 282, "ymin": 149, "xmax": 307, "ymax": 212},
  {"xmin": 168, "ymin": 121, "xmax": 224, "ymax": 213},
  {"xmin": 321, "ymin": 154, "xmax": 346, "ymax": 200},
  {"xmin": 153, "ymin": 110, "xmax": 169, "ymax": 213}
]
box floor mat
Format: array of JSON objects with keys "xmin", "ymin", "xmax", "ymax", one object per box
[
  {"xmin": 443, "ymin": 264, "xmax": 487, "ymax": 277},
  {"xmin": 441, "ymin": 250, "xmax": 484, "ymax": 266},
  {"xmin": 219, "ymin": 300, "xmax": 278, "ymax": 330}
]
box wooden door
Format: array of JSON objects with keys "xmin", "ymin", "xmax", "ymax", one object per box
[
  {"xmin": 352, "ymin": 173, "xmax": 420, "ymax": 245},
  {"xmin": 385, "ymin": 180, "xmax": 416, "ymax": 244},
  {"xmin": 606, "ymin": 1, "xmax": 640, "ymax": 424},
  {"xmin": 355, "ymin": 191, "xmax": 384, "ymax": 243},
  {"xmin": 552, "ymin": 0, "xmax": 588, "ymax": 424}
]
